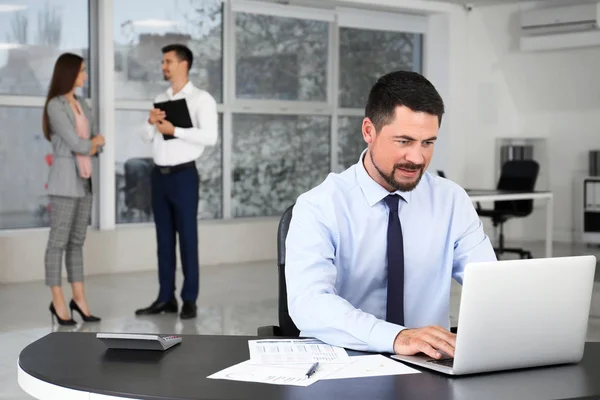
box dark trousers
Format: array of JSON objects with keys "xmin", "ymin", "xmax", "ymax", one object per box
[{"xmin": 151, "ymin": 164, "xmax": 199, "ymax": 303}]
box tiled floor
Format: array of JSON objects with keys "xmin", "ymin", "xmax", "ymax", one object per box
[{"xmin": 5, "ymin": 240, "xmax": 600, "ymax": 399}]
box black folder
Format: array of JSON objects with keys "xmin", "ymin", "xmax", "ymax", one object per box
[{"xmin": 153, "ymin": 98, "xmax": 193, "ymax": 141}]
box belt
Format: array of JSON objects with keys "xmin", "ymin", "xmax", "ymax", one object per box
[{"xmin": 155, "ymin": 161, "xmax": 196, "ymax": 175}]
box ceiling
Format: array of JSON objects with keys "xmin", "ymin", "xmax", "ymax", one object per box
[{"xmin": 421, "ymin": 0, "xmax": 597, "ymax": 6}]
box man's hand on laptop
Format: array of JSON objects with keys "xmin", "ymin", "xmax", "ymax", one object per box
[{"xmin": 393, "ymin": 326, "xmax": 456, "ymax": 359}]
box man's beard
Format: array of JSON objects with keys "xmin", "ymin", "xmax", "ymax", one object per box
[{"xmin": 370, "ymin": 151, "xmax": 424, "ymax": 192}]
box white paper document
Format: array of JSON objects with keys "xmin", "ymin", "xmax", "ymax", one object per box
[
  {"xmin": 207, "ymin": 360, "xmax": 350, "ymax": 386},
  {"xmin": 208, "ymin": 339, "xmax": 418, "ymax": 387},
  {"xmin": 321, "ymin": 354, "xmax": 421, "ymax": 379},
  {"xmin": 248, "ymin": 338, "xmax": 350, "ymax": 364}
]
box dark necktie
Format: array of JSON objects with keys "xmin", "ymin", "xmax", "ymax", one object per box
[{"xmin": 383, "ymin": 194, "xmax": 404, "ymax": 326}]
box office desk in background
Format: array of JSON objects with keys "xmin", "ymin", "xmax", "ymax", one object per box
[
  {"xmin": 18, "ymin": 332, "xmax": 600, "ymax": 400},
  {"xmin": 467, "ymin": 189, "xmax": 553, "ymax": 258}
]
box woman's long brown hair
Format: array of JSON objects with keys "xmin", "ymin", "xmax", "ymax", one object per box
[{"xmin": 42, "ymin": 53, "xmax": 83, "ymax": 141}]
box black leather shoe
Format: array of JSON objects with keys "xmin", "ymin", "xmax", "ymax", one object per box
[
  {"xmin": 135, "ymin": 298, "xmax": 178, "ymax": 315},
  {"xmin": 180, "ymin": 301, "xmax": 197, "ymax": 319}
]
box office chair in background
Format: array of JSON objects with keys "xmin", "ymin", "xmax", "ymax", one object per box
[
  {"xmin": 121, "ymin": 158, "xmax": 154, "ymax": 221},
  {"xmin": 257, "ymin": 204, "xmax": 300, "ymax": 337},
  {"xmin": 476, "ymin": 159, "xmax": 540, "ymax": 259}
]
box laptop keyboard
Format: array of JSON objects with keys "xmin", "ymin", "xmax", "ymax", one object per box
[{"xmin": 427, "ymin": 358, "xmax": 454, "ymax": 367}]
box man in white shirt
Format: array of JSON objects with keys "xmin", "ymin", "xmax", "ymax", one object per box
[{"xmin": 135, "ymin": 44, "xmax": 218, "ymax": 320}]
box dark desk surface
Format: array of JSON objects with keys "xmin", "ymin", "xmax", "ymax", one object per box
[{"xmin": 18, "ymin": 332, "xmax": 600, "ymax": 400}]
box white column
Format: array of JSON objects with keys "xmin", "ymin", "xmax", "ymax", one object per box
[
  {"xmin": 424, "ymin": 13, "xmax": 450, "ymax": 176},
  {"xmin": 329, "ymin": 21, "xmax": 339, "ymax": 172},
  {"xmin": 98, "ymin": 0, "xmax": 116, "ymax": 230},
  {"xmin": 89, "ymin": 0, "xmax": 100, "ymax": 228},
  {"xmin": 222, "ymin": 0, "xmax": 233, "ymax": 219}
]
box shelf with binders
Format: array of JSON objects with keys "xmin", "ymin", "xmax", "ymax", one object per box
[{"xmin": 583, "ymin": 176, "xmax": 600, "ymax": 244}]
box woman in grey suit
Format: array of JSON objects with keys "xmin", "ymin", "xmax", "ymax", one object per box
[{"xmin": 43, "ymin": 53, "xmax": 104, "ymax": 325}]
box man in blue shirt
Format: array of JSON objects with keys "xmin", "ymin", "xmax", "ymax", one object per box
[{"xmin": 285, "ymin": 71, "xmax": 497, "ymax": 360}]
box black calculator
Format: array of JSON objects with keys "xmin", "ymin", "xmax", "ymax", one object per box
[{"xmin": 96, "ymin": 333, "xmax": 182, "ymax": 351}]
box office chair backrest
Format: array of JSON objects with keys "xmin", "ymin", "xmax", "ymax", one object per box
[
  {"xmin": 124, "ymin": 158, "xmax": 154, "ymax": 211},
  {"xmin": 277, "ymin": 204, "xmax": 300, "ymax": 337},
  {"xmin": 495, "ymin": 159, "xmax": 540, "ymax": 216}
]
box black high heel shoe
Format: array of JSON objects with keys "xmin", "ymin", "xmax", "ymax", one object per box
[
  {"xmin": 49, "ymin": 302, "xmax": 76, "ymax": 326},
  {"xmin": 69, "ymin": 299, "xmax": 101, "ymax": 322}
]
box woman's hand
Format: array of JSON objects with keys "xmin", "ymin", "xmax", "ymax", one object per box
[
  {"xmin": 92, "ymin": 134, "xmax": 105, "ymax": 147},
  {"xmin": 89, "ymin": 134, "xmax": 105, "ymax": 155}
]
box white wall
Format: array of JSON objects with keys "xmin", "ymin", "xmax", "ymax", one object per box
[
  {"xmin": 0, "ymin": 218, "xmax": 278, "ymax": 283},
  {"xmin": 426, "ymin": 9, "xmax": 469, "ymax": 180},
  {"xmin": 461, "ymin": 2, "xmax": 600, "ymax": 242}
]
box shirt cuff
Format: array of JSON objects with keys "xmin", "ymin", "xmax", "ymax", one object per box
[
  {"xmin": 368, "ymin": 320, "xmax": 404, "ymax": 354},
  {"xmin": 173, "ymin": 127, "xmax": 183, "ymax": 138},
  {"xmin": 145, "ymin": 122, "xmax": 156, "ymax": 136}
]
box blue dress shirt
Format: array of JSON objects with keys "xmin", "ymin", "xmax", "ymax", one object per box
[{"xmin": 285, "ymin": 152, "xmax": 497, "ymax": 353}]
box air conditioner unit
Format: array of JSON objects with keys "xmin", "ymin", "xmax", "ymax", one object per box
[
  {"xmin": 520, "ymin": 2, "xmax": 600, "ymax": 51},
  {"xmin": 520, "ymin": 2, "xmax": 600, "ymax": 36}
]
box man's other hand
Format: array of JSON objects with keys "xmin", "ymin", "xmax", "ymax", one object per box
[
  {"xmin": 148, "ymin": 108, "xmax": 166, "ymax": 125},
  {"xmin": 157, "ymin": 120, "xmax": 175, "ymax": 135}
]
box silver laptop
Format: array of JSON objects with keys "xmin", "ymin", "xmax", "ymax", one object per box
[{"xmin": 391, "ymin": 255, "xmax": 596, "ymax": 375}]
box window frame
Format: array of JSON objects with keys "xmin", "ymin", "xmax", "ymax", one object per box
[
  {"xmin": 0, "ymin": 0, "xmax": 435, "ymax": 231},
  {"xmin": 335, "ymin": 8, "xmax": 425, "ymax": 172},
  {"xmin": 0, "ymin": 0, "xmax": 93, "ymax": 231},
  {"xmin": 230, "ymin": 0, "xmax": 334, "ymax": 109}
]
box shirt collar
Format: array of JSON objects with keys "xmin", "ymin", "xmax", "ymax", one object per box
[
  {"xmin": 355, "ymin": 149, "xmax": 412, "ymax": 207},
  {"xmin": 167, "ymin": 81, "xmax": 193, "ymax": 98}
]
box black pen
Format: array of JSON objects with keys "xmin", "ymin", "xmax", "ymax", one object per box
[{"xmin": 305, "ymin": 362, "xmax": 319, "ymax": 378}]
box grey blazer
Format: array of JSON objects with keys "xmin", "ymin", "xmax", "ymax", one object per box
[{"xmin": 46, "ymin": 95, "xmax": 99, "ymax": 198}]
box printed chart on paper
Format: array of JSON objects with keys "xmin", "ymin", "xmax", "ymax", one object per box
[{"xmin": 248, "ymin": 339, "xmax": 350, "ymax": 364}]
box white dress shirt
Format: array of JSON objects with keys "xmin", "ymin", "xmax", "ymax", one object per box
[{"xmin": 142, "ymin": 81, "xmax": 218, "ymax": 166}]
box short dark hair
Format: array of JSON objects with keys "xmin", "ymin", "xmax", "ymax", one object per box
[
  {"xmin": 161, "ymin": 44, "xmax": 193, "ymax": 71},
  {"xmin": 365, "ymin": 70, "xmax": 445, "ymax": 131}
]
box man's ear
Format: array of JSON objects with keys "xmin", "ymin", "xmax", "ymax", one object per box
[{"xmin": 362, "ymin": 118, "xmax": 376, "ymax": 144}]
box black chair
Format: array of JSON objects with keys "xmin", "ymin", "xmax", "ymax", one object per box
[
  {"xmin": 121, "ymin": 158, "xmax": 154, "ymax": 221},
  {"xmin": 257, "ymin": 204, "xmax": 300, "ymax": 337},
  {"xmin": 476, "ymin": 159, "xmax": 540, "ymax": 259}
]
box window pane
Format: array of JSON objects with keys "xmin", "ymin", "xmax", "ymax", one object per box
[
  {"xmin": 114, "ymin": 0, "xmax": 223, "ymax": 101},
  {"xmin": 232, "ymin": 114, "xmax": 330, "ymax": 217},
  {"xmin": 338, "ymin": 116, "xmax": 365, "ymax": 171},
  {"xmin": 0, "ymin": 0, "xmax": 89, "ymax": 96},
  {"xmin": 0, "ymin": 107, "xmax": 52, "ymax": 229},
  {"xmin": 235, "ymin": 13, "xmax": 328, "ymax": 101},
  {"xmin": 115, "ymin": 111, "xmax": 222, "ymax": 223},
  {"xmin": 339, "ymin": 28, "xmax": 422, "ymax": 108}
]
